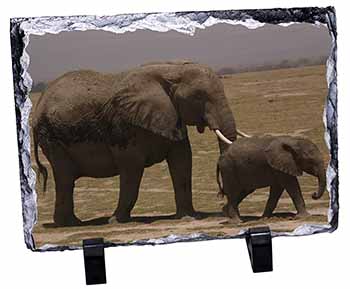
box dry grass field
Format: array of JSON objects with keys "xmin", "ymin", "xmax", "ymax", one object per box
[{"xmin": 30, "ymin": 65, "xmax": 330, "ymax": 248}]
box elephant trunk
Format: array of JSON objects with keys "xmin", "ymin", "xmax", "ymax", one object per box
[
  {"xmin": 312, "ymin": 164, "xmax": 326, "ymax": 200},
  {"xmin": 205, "ymin": 97, "xmax": 237, "ymax": 154},
  {"xmin": 216, "ymin": 98, "xmax": 237, "ymax": 154}
]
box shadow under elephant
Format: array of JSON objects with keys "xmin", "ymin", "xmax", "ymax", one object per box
[{"xmin": 41, "ymin": 211, "xmax": 323, "ymax": 228}]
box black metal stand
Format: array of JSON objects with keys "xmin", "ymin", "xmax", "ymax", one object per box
[
  {"xmin": 83, "ymin": 238, "xmax": 107, "ymax": 285},
  {"xmin": 81, "ymin": 228, "xmax": 271, "ymax": 284},
  {"xmin": 245, "ymin": 226, "xmax": 273, "ymax": 273}
]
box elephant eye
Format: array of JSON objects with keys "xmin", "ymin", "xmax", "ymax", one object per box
[
  {"xmin": 192, "ymin": 90, "xmax": 207, "ymax": 101},
  {"xmin": 193, "ymin": 94, "xmax": 202, "ymax": 101}
]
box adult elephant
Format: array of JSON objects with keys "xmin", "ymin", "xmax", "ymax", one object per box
[{"xmin": 33, "ymin": 61, "xmax": 240, "ymax": 226}]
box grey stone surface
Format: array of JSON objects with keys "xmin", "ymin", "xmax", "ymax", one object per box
[{"xmin": 10, "ymin": 7, "xmax": 338, "ymax": 251}]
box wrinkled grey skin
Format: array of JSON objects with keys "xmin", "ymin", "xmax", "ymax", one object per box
[
  {"xmin": 33, "ymin": 61, "xmax": 237, "ymax": 226},
  {"xmin": 217, "ymin": 136, "xmax": 326, "ymax": 222}
]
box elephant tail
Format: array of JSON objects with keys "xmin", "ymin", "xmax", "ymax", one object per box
[
  {"xmin": 33, "ymin": 129, "xmax": 48, "ymax": 193},
  {"xmin": 216, "ymin": 163, "xmax": 224, "ymax": 199}
]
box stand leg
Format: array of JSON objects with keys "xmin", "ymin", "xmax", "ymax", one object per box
[
  {"xmin": 83, "ymin": 238, "xmax": 107, "ymax": 285},
  {"xmin": 245, "ymin": 226, "xmax": 273, "ymax": 273}
]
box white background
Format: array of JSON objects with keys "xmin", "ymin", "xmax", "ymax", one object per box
[{"xmin": 0, "ymin": 0, "xmax": 348, "ymax": 288}]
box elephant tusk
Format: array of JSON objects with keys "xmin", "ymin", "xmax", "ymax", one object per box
[
  {"xmin": 214, "ymin": 130, "xmax": 233, "ymax": 144},
  {"xmin": 236, "ymin": 129, "xmax": 252, "ymax": 138}
]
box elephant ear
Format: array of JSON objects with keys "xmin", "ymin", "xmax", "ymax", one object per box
[
  {"xmin": 264, "ymin": 138, "xmax": 302, "ymax": 176},
  {"xmin": 102, "ymin": 73, "xmax": 187, "ymax": 141}
]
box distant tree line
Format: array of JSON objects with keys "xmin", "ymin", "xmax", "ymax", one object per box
[
  {"xmin": 31, "ymin": 56, "xmax": 328, "ymax": 90},
  {"xmin": 216, "ymin": 55, "xmax": 328, "ymax": 76}
]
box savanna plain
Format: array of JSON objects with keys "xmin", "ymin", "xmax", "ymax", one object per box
[{"xmin": 30, "ymin": 65, "xmax": 330, "ymax": 248}]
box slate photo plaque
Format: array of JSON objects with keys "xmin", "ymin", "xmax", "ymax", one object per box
[{"xmin": 10, "ymin": 6, "xmax": 338, "ymax": 251}]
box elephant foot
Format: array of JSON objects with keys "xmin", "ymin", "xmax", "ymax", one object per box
[
  {"xmin": 225, "ymin": 212, "xmax": 242, "ymax": 224},
  {"xmin": 177, "ymin": 215, "xmax": 197, "ymax": 222},
  {"xmin": 262, "ymin": 212, "xmax": 273, "ymax": 219},
  {"xmin": 108, "ymin": 214, "xmax": 131, "ymax": 224},
  {"xmin": 295, "ymin": 211, "xmax": 311, "ymax": 219},
  {"xmin": 222, "ymin": 204, "xmax": 242, "ymax": 223},
  {"xmin": 261, "ymin": 216, "xmax": 274, "ymax": 223},
  {"xmin": 175, "ymin": 208, "xmax": 198, "ymax": 220},
  {"xmin": 54, "ymin": 214, "xmax": 82, "ymax": 227},
  {"xmin": 227, "ymin": 217, "xmax": 243, "ymax": 224}
]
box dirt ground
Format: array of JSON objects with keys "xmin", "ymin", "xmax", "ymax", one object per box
[{"xmin": 30, "ymin": 65, "xmax": 330, "ymax": 248}]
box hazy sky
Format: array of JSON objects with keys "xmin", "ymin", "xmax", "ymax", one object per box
[{"xmin": 27, "ymin": 23, "xmax": 331, "ymax": 83}]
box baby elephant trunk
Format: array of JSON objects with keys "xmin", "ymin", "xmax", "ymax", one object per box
[
  {"xmin": 216, "ymin": 163, "xmax": 224, "ymax": 199},
  {"xmin": 312, "ymin": 164, "xmax": 327, "ymax": 200}
]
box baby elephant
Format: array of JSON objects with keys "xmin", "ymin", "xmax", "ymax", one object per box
[{"xmin": 216, "ymin": 136, "xmax": 326, "ymax": 222}]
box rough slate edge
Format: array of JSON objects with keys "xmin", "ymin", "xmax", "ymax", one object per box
[{"xmin": 9, "ymin": 6, "xmax": 338, "ymax": 252}]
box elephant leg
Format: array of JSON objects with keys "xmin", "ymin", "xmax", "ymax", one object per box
[
  {"xmin": 222, "ymin": 202, "xmax": 240, "ymax": 219},
  {"xmin": 111, "ymin": 164, "xmax": 144, "ymax": 223},
  {"xmin": 53, "ymin": 177, "xmax": 81, "ymax": 226},
  {"xmin": 166, "ymin": 138, "xmax": 195, "ymax": 218},
  {"xmin": 283, "ymin": 176, "xmax": 309, "ymax": 217},
  {"xmin": 223, "ymin": 197, "xmax": 241, "ymax": 222},
  {"xmin": 237, "ymin": 189, "xmax": 254, "ymax": 206},
  {"xmin": 224, "ymin": 189, "xmax": 253, "ymax": 220},
  {"xmin": 262, "ymin": 185, "xmax": 284, "ymax": 217},
  {"xmin": 220, "ymin": 169, "xmax": 243, "ymax": 221},
  {"xmin": 48, "ymin": 145, "xmax": 81, "ymax": 226}
]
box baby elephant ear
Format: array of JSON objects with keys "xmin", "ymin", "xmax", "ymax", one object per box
[{"xmin": 264, "ymin": 138, "xmax": 303, "ymax": 176}]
